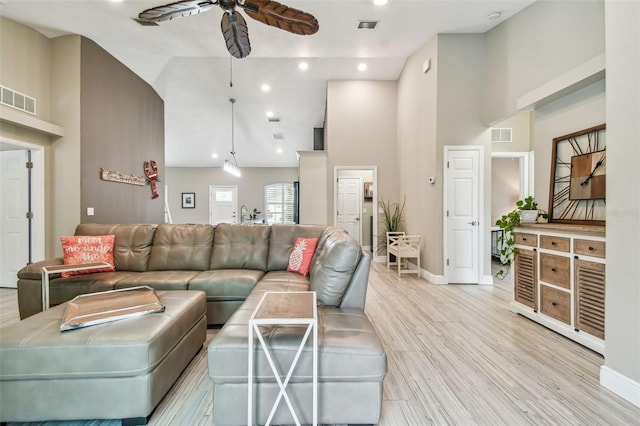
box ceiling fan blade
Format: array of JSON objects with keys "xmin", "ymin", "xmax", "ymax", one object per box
[
  {"xmin": 138, "ymin": 0, "xmax": 219, "ymax": 23},
  {"xmin": 240, "ymin": 0, "xmax": 319, "ymax": 36},
  {"xmin": 221, "ymin": 11, "xmax": 252, "ymax": 59}
]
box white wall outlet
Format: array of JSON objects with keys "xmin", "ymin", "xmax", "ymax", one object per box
[
  {"xmin": 362, "ymin": 207, "xmax": 367, "ymax": 213},
  {"xmin": 422, "ymin": 58, "xmax": 431, "ymax": 74},
  {"xmin": 87, "ymin": 207, "xmax": 94, "ymax": 216}
]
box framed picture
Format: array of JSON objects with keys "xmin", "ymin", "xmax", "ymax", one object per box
[
  {"xmin": 364, "ymin": 182, "xmax": 373, "ymax": 201},
  {"xmin": 181, "ymin": 192, "xmax": 195, "ymax": 209}
]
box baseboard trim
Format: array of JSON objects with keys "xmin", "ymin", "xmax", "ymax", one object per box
[
  {"xmin": 600, "ymin": 365, "xmax": 640, "ymax": 408},
  {"xmin": 480, "ymin": 274, "xmax": 494, "ymax": 285}
]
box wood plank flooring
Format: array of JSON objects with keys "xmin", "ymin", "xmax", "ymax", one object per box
[{"xmin": 1, "ymin": 262, "xmax": 639, "ymax": 425}]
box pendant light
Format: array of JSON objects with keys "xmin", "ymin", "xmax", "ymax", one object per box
[{"xmin": 223, "ymin": 98, "xmax": 241, "ymax": 177}]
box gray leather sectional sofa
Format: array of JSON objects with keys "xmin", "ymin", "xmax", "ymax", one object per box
[{"xmin": 14, "ymin": 222, "xmax": 387, "ymax": 424}]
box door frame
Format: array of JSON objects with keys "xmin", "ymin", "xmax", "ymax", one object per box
[
  {"xmin": 490, "ymin": 151, "xmax": 533, "ymax": 199},
  {"xmin": 333, "ymin": 166, "xmax": 378, "ymax": 255},
  {"xmin": 443, "ymin": 146, "xmax": 486, "ymax": 285},
  {"xmin": 0, "ymin": 137, "xmax": 45, "ymax": 279}
]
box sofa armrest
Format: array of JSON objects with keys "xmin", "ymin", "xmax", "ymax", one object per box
[
  {"xmin": 17, "ymin": 258, "xmax": 64, "ymax": 280},
  {"xmin": 339, "ymin": 250, "xmax": 371, "ymax": 310}
]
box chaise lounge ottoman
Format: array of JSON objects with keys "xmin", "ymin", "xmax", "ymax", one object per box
[{"xmin": 0, "ymin": 290, "xmax": 207, "ymax": 424}]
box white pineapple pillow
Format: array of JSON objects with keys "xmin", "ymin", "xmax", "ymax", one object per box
[{"xmin": 287, "ymin": 237, "xmax": 318, "ymax": 276}]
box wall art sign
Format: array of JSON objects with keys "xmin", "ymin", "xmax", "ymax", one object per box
[{"xmin": 99, "ymin": 168, "xmax": 146, "ymax": 186}]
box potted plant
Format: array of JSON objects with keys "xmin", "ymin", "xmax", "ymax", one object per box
[
  {"xmin": 494, "ymin": 196, "xmax": 548, "ymax": 278},
  {"xmin": 249, "ymin": 208, "xmax": 261, "ymax": 221},
  {"xmin": 377, "ymin": 195, "xmax": 406, "ymax": 256}
]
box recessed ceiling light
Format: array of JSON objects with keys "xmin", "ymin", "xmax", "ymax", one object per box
[
  {"xmin": 211, "ymin": 153, "xmax": 218, "ymax": 159},
  {"xmin": 358, "ymin": 63, "xmax": 368, "ymax": 72},
  {"xmin": 488, "ymin": 11, "xmax": 502, "ymax": 20},
  {"xmin": 298, "ymin": 62, "xmax": 309, "ymax": 71},
  {"xmin": 266, "ymin": 111, "xmax": 274, "ymax": 118},
  {"xmin": 276, "ymin": 147, "xmax": 283, "ymax": 154},
  {"xmin": 373, "ymin": 0, "xmax": 387, "ymax": 5},
  {"xmin": 261, "ymin": 83, "xmax": 271, "ymax": 92}
]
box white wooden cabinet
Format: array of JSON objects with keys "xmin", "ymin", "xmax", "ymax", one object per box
[{"xmin": 511, "ymin": 224, "xmax": 606, "ymax": 354}]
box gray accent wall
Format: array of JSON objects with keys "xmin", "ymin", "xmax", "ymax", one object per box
[{"xmin": 80, "ymin": 38, "xmax": 165, "ymax": 225}]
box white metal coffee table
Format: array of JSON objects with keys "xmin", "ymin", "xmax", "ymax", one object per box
[{"xmin": 248, "ymin": 291, "xmax": 317, "ymax": 426}]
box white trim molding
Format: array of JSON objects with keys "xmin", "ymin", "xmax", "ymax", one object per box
[{"xmin": 600, "ymin": 366, "xmax": 640, "ymax": 408}]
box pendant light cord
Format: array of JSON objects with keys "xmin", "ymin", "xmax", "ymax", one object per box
[{"xmin": 230, "ymin": 98, "xmax": 238, "ymax": 166}]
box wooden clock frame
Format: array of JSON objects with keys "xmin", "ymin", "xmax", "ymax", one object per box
[{"xmin": 548, "ymin": 124, "xmax": 606, "ymax": 226}]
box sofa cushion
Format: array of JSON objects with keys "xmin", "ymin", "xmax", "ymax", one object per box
[
  {"xmin": 189, "ymin": 270, "xmax": 265, "ymax": 300},
  {"xmin": 267, "ymin": 224, "xmax": 327, "ymax": 271},
  {"xmin": 74, "ymin": 224, "xmax": 157, "ymax": 272},
  {"xmin": 148, "ymin": 224, "xmax": 214, "ymax": 271},
  {"xmin": 60, "ymin": 235, "xmax": 116, "ymax": 277},
  {"xmin": 48, "ymin": 271, "xmax": 133, "ymax": 307},
  {"xmin": 309, "ymin": 228, "xmax": 362, "ymax": 307},
  {"xmin": 208, "ymin": 307, "xmax": 386, "ymax": 384},
  {"xmin": 210, "ymin": 224, "xmax": 271, "ymax": 271},
  {"xmin": 114, "ymin": 271, "xmax": 200, "ymax": 291}
]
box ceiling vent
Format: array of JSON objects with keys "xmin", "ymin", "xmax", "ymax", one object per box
[
  {"xmin": 357, "ymin": 20, "xmax": 378, "ymax": 29},
  {"xmin": 491, "ymin": 127, "xmax": 512, "ymax": 143},
  {"xmin": 268, "ymin": 117, "xmax": 281, "ymax": 123},
  {"xmin": 272, "ymin": 132, "xmax": 286, "ymax": 141},
  {"xmin": 0, "ymin": 85, "xmax": 36, "ymax": 115}
]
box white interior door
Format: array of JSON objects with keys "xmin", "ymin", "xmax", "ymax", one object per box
[
  {"xmin": 0, "ymin": 150, "xmax": 29, "ymax": 288},
  {"xmin": 445, "ymin": 148, "xmax": 481, "ymax": 284},
  {"xmin": 336, "ymin": 177, "xmax": 362, "ymax": 242},
  {"xmin": 209, "ymin": 186, "xmax": 238, "ymax": 225}
]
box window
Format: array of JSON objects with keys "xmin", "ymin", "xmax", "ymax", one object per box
[{"xmin": 265, "ymin": 183, "xmax": 294, "ymax": 224}]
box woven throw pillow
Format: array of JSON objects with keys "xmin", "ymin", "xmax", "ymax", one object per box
[
  {"xmin": 287, "ymin": 237, "xmax": 318, "ymax": 276},
  {"xmin": 60, "ymin": 235, "xmax": 116, "ymax": 277}
]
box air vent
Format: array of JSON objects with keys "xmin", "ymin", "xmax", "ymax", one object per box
[
  {"xmin": 272, "ymin": 133, "xmax": 285, "ymax": 141},
  {"xmin": 357, "ymin": 20, "xmax": 378, "ymax": 29},
  {"xmin": 491, "ymin": 127, "xmax": 512, "ymax": 143},
  {"xmin": 268, "ymin": 117, "xmax": 281, "ymax": 123},
  {"xmin": 0, "ymin": 85, "xmax": 36, "ymax": 115}
]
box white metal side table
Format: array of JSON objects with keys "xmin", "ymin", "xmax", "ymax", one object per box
[
  {"xmin": 248, "ymin": 291, "xmax": 317, "ymax": 426},
  {"xmin": 41, "ymin": 262, "xmax": 112, "ymax": 310}
]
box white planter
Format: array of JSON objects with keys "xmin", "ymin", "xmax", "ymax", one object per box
[{"xmin": 520, "ymin": 210, "xmax": 539, "ymax": 223}]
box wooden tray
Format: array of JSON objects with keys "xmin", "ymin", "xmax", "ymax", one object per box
[{"xmin": 60, "ymin": 286, "xmax": 165, "ymax": 331}]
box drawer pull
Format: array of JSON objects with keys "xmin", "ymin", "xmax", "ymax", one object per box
[
  {"xmin": 522, "ymin": 237, "xmax": 527, "ymax": 241},
  {"xmin": 551, "ymin": 241, "xmax": 556, "ymax": 245},
  {"xmin": 589, "ymin": 246, "xmax": 594, "ymax": 251},
  {"xmin": 551, "ymin": 268, "xmax": 557, "ymax": 272},
  {"xmin": 552, "ymin": 302, "xmax": 558, "ymax": 306}
]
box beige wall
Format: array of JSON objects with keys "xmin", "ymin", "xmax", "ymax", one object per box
[
  {"xmin": 298, "ymin": 151, "xmax": 328, "ymax": 225},
  {"xmin": 49, "ymin": 35, "xmax": 82, "ymax": 256},
  {"xmin": 483, "ymin": 0, "xmax": 605, "ymax": 124},
  {"xmin": 491, "ymin": 111, "xmax": 532, "ymax": 153},
  {"xmin": 326, "ymin": 80, "xmax": 398, "ymax": 248},
  {"xmin": 603, "ymin": 0, "xmax": 640, "ymax": 396},
  {"xmin": 165, "ymin": 167, "xmax": 298, "ymax": 224}
]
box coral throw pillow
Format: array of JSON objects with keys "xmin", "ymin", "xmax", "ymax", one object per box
[
  {"xmin": 60, "ymin": 235, "xmax": 116, "ymax": 277},
  {"xmin": 287, "ymin": 237, "xmax": 318, "ymax": 276}
]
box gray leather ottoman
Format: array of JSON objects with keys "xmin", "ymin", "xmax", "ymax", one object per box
[{"xmin": 0, "ymin": 290, "xmax": 207, "ymax": 424}]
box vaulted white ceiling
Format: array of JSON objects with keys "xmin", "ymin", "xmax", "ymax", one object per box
[{"xmin": 1, "ymin": 0, "xmax": 536, "ymax": 167}]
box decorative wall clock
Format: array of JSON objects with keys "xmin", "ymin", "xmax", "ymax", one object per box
[{"xmin": 548, "ymin": 124, "xmax": 606, "ymax": 225}]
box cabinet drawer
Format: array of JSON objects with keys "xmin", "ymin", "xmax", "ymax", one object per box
[
  {"xmin": 540, "ymin": 253, "xmax": 570, "ymax": 288},
  {"xmin": 541, "ymin": 285, "xmax": 571, "ymax": 325},
  {"xmin": 574, "ymin": 239, "xmax": 606, "ymax": 258},
  {"xmin": 540, "ymin": 235, "xmax": 570, "ymax": 252},
  {"xmin": 514, "ymin": 232, "xmax": 537, "ymax": 247}
]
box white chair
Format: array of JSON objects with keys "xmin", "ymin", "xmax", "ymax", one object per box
[{"xmin": 386, "ymin": 232, "xmax": 421, "ymax": 277}]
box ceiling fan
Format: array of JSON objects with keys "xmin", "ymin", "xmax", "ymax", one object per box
[{"xmin": 138, "ymin": 0, "xmax": 319, "ymax": 59}]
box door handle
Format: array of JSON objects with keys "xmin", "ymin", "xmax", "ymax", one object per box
[
  {"xmin": 355, "ymin": 217, "xmax": 360, "ymax": 221},
  {"xmin": 468, "ymin": 221, "xmax": 478, "ymax": 226}
]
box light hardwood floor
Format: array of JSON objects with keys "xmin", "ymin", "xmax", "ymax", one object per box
[{"xmin": 1, "ymin": 262, "xmax": 639, "ymax": 425}]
